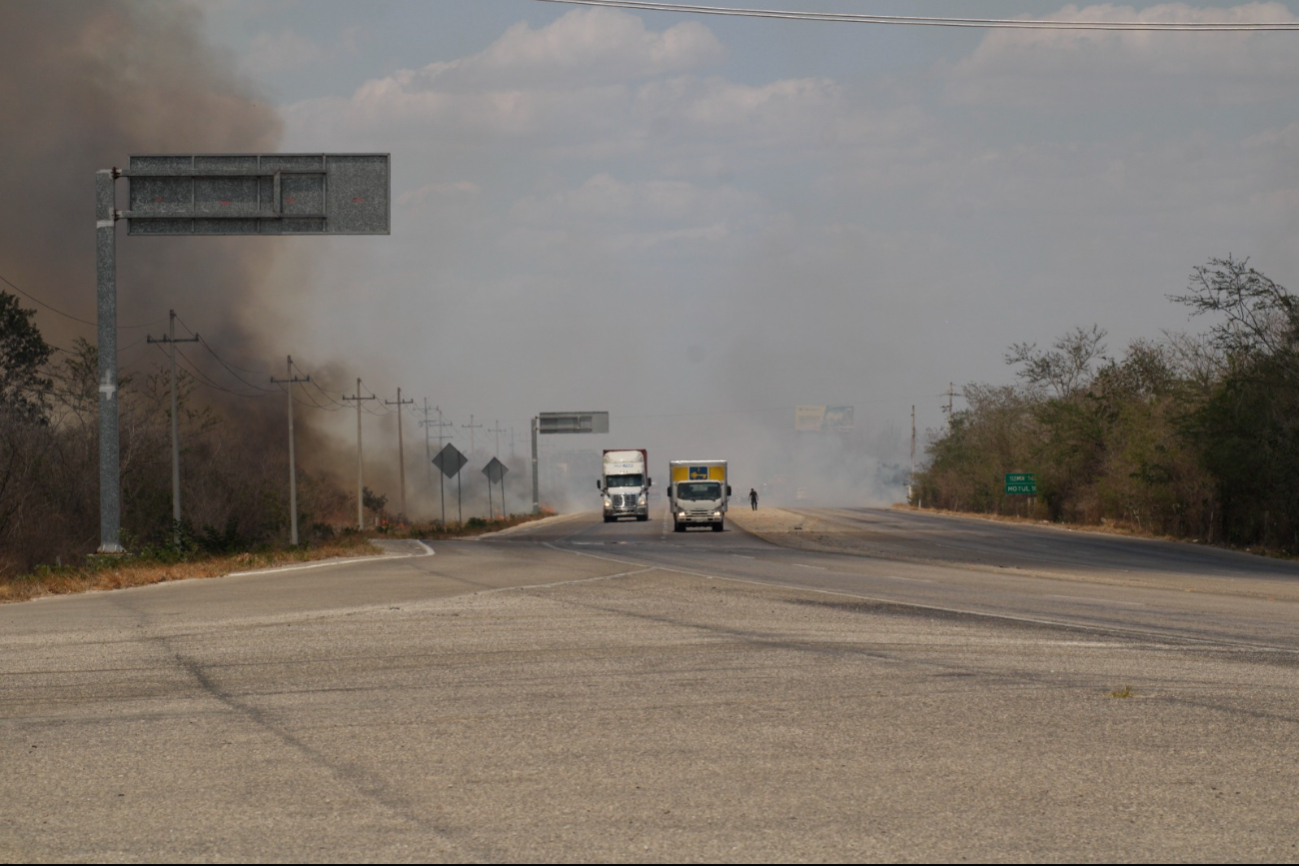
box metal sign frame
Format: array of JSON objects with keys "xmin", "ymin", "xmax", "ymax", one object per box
[
  {"xmin": 537, "ymin": 411, "xmax": 610, "ymax": 435},
  {"xmin": 125, "ymin": 153, "xmax": 390, "ymax": 236},
  {"xmin": 95, "ymin": 153, "xmax": 390, "ymax": 554}
]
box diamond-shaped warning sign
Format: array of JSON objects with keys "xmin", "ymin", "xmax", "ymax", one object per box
[
  {"xmin": 432, "ymin": 443, "xmax": 468, "ymax": 478},
  {"xmin": 482, "ymin": 457, "xmax": 509, "ymax": 484}
]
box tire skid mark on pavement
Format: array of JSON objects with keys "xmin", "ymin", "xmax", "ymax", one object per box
[{"xmin": 541, "ymin": 541, "xmax": 1299, "ymax": 657}]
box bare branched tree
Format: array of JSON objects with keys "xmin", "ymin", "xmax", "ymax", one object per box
[
  {"xmin": 1169, "ymin": 255, "xmax": 1299, "ymax": 369},
  {"xmin": 1005, "ymin": 324, "xmax": 1108, "ymax": 398}
]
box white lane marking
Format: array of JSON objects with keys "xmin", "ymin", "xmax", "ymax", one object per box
[
  {"xmin": 730, "ymin": 554, "xmax": 755, "ymax": 559},
  {"xmin": 1046, "ymin": 594, "xmax": 1143, "ymax": 607},
  {"xmin": 795, "ymin": 564, "xmax": 826, "ymax": 571},
  {"xmin": 872, "ymin": 574, "xmax": 932, "ymax": 584}
]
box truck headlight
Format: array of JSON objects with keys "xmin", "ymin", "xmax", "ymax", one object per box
[
  {"xmin": 638, "ymin": 494, "xmax": 647, "ymax": 505},
  {"xmin": 678, "ymin": 511, "xmax": 687, "ymax": 519},
  {"xmin": 712, "ymin": 511, "xmax": 722, "ymax": 517},
  {"xmin": 603, "ymin": 497, "xmax": 612, "ymax": 507}
]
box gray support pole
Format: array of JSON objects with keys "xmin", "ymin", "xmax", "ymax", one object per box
[
  {"xmin": 531, "ymin": 415, "xmax": 539, "ymax": 514},
  {"xmin": 399, "ymin": 391, "xmax": 406, "ymax": 518},
  {"xmin": 96, "ymin": 169, "xmax": 123, "ymax": 554},
  {"xmin": 169, "ymin": 311, "xmax": 180, "ymax": 538},
  {"xmin": 356, "ymin": 378, "xmax": 364, "ymax": 529},
  {"xmin": 148, "ymin": 312, "xmax": 199, "ymax": 545},
  {"xmin": 271, "ymin": 358, "xmax": 308, "ymax": 546},
  {"xmin": 287, "ymin": 357, "xmax": 299, "ymax": 545},
  {"xmin": 385, "ymin": 388, "xmax": 413, "ymax": 518}
]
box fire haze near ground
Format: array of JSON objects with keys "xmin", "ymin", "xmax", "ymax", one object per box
[
  {"xmin": 1, "ymin": 2, "xmax": 914, "ymax": 524},
  {"xmin": 0, "ymin": 2, "xmax": 357, "ymax": 517}
]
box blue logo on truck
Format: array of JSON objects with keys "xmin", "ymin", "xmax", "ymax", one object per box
[{"xmin": 689, "ymin": 466, "xmax": 708, "ymax": 480}]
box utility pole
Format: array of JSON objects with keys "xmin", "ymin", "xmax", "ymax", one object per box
[
  {"xmin": 342, "ymin": 379, "xmax": 376, "ymax": 529},
  {"xmin": 944, "ymin": 382, "xmax": 956, "ymax": 418},
  {"xmin": 416, "ymin": 399, "xmax": 436, "ymax": 488},
  {"xmin": 909, "ymin": 404, "xmax": 916, "ymax": 506},
  {"xmin": 488, "ymin": 420, "xmax": 507, "ymax": 516},
  {"xmin": 489, "ymin": 420, "xmax": 506, "ymax": 456},
  {"xmin": 419, "ymin": 403, "xmax": 454, "ymax": 525},
  {"xmin": 271, "ymin": 356, "xmax": 310, "ymax": 545},
  {"xmin": 385, "ymin": 388, "xmax": 414, "ymax": 519},
  {"xmin": 531, "ymin": 415, "xmax": 539, "ymax": 514},
  {"xmin": 462, "ymin": 415, "xmax": 483, "ymax": 460},
  {"xmin": 146, "ymin": 310, "xmax": 199, "ymax": 545}
]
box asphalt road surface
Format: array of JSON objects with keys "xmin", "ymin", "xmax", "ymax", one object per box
[{"xmin": 2, "ymin": 508, "xmax": 1297, "ymax": 862}]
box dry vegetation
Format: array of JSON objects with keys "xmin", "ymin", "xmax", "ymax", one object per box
[
  {"xmin": 0, "ymin": 534, "xmax": 377, "ymax": 604},
  {"xmin": 1, "ymin": 511, "xmax": 555, "ymax": 604},
  {"xmin": 913, "ymin": 258, "xmax": 1299, "ymax": 555}
]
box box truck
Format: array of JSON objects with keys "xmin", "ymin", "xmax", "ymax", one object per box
[
  {"xmin": 597, "ymin": 449, "xmax": 651, "ymax": 522},
  {"xmin": 667, "ymin": 460, "xmax": 730, "ymax": 532}
]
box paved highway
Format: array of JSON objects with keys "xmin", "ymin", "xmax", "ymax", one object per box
[{"xmin": 2, "ymin": 508, "xmax": 1297, "ymax": 861}]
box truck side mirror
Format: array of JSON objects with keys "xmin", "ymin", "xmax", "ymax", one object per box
[
  {"xmin": 648, "ymin": 478, "xmax": 652, "ymax": 487},
  {"xmin": 596, "ymin": 480, "xmax": 601, "ymax": 490},
  {"xmin": 727, "ymin": 485, "xmax": 733, "ymax": 496}
]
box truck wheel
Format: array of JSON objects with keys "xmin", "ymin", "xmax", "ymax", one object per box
[
  {"xmin": 712, "ymin": 522, "xmax": 724, "ymax": 532},
  {"xmin": 637, "ymin": 514, "xmax": 648, "ymax": 522},
  {"xmin": 674, "ymin": 522, "xmax": 684, "ymax": 533},
  {"xmin": 603, "ymin": 515, "xmax": 612, "ymax": 523}
]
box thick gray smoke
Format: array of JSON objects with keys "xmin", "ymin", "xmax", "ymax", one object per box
[
  {"xmin": 0, "ymin": 1, "xmax": 294, "ymax": 353},
  {"xmin": 0, "ymin": 3, "xmax": 381, "ymax": 517}
]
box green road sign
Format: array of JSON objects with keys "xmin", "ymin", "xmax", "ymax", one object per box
[{"xmin": 1005, "ymin": 472, "xmax": 1037, "ymax": 495}]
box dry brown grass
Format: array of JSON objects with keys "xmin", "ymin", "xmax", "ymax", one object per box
[
  {"xmin": 400, "ymin": 510, "xmax": 555, "ymax": 541},
  {"xmin": 1, "ymin": 511, "xmax": 557, "ymax": 605},
  {"xmin": 0, "ymin": 536, "xmax": 378, "ymax": 604}
]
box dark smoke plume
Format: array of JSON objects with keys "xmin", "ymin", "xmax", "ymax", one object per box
[{"xmin": 0, "ymin": 1, "xmax": 296, "ymax": 354}]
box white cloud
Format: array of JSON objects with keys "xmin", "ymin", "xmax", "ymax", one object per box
[
  {"xmin": 947, "ymin": 3, "xmax": 1299, "ymax": 107},
  {"xmin": 407, "ymin": 7, "xmax": 724, "ymax": 91}
]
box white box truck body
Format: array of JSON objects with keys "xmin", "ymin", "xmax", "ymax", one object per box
[
  {"xmin": 598, "ymin": 449, "xmax": 650, "ymax": 522},
  {"xmin": 667, "ymin": 460, "xmax": 730, "ymax": 532}
]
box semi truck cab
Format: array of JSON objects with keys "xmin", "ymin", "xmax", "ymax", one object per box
[{"xmin": 598, "ymin": 449, "xmax": 650, "ymax": 522}]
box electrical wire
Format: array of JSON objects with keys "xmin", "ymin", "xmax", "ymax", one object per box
[
  {"xmin": 0, "ymin": 272, "xmax": 165, "ymax": 330},
  {"xmin": 171, "ymin": 345, "xmax": 274, "ymax": 399},
  {"xmin": 194, "ymin": 336, "xmax": 278, "ymax": 393},
  {"xmin": 532, "ymin": 0, "xmax": 1299, "ymax": 30}
]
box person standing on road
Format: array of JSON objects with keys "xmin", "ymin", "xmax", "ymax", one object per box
[{"xmin": 749, "ymin": 488, "xmax": 759, "ymax": 511}]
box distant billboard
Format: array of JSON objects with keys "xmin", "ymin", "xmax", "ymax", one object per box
[
  {"xmin": 538, "ymin": 411, "xmax": 609, "ymax": 434},
  {"xmin": 795, "ymin": 405, "xmax": 854, "ymax": 433}
]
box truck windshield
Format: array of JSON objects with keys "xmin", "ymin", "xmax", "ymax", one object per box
[
  {"xmin": 677, "ymin": 482, "xmax": 721, "ymax": 501},
  {"xmin": 605, "ymin": 474, "xmax": 644, "ymax": 488}
]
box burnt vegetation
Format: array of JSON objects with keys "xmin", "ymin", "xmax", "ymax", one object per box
[
  {"xmin": 914, "ymin": 256, "xmax": 1299, "ymax": 554},
  {"xmin": 0, "ymin": 303, "xmax": 351, "ymax": 577}
]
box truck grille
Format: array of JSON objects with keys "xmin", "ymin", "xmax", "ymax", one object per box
[{"xmin": 613, "ymin": 494, "xmax": 636, "ymax": 508}]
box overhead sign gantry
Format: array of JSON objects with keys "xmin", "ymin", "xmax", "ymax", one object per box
[{"xmin": 96, "ymin": 153, "xmax": 390, "ymax": 553}]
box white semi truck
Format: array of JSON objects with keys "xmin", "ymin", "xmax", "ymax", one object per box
[
  {"xmin": 667, "ymin": 459, "xmax": 730, "ymax": 532},
  {"xmin": 598, "ymin": 449, "xmax": 651, "ymax": 522}
]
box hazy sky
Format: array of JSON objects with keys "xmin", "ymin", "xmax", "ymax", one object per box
[{"xmin": 28, "ymin": 1, "xmax": 1299, "ymax": 508}]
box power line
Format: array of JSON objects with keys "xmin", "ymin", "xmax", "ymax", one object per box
[
  {"xmin": 170, "ymin": 344, "xmax": 273, "ymax": 399},
  {"xmin": 532, "ymin": 0, "xmax": 1299, "ymax": 30},
  {"xmin": 195, "ymin": 336, "xmax": 278, "ymax": 393},
  {"xmin": 0, "ymin": 272, "xmax": 164, "ymax": 329}
]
